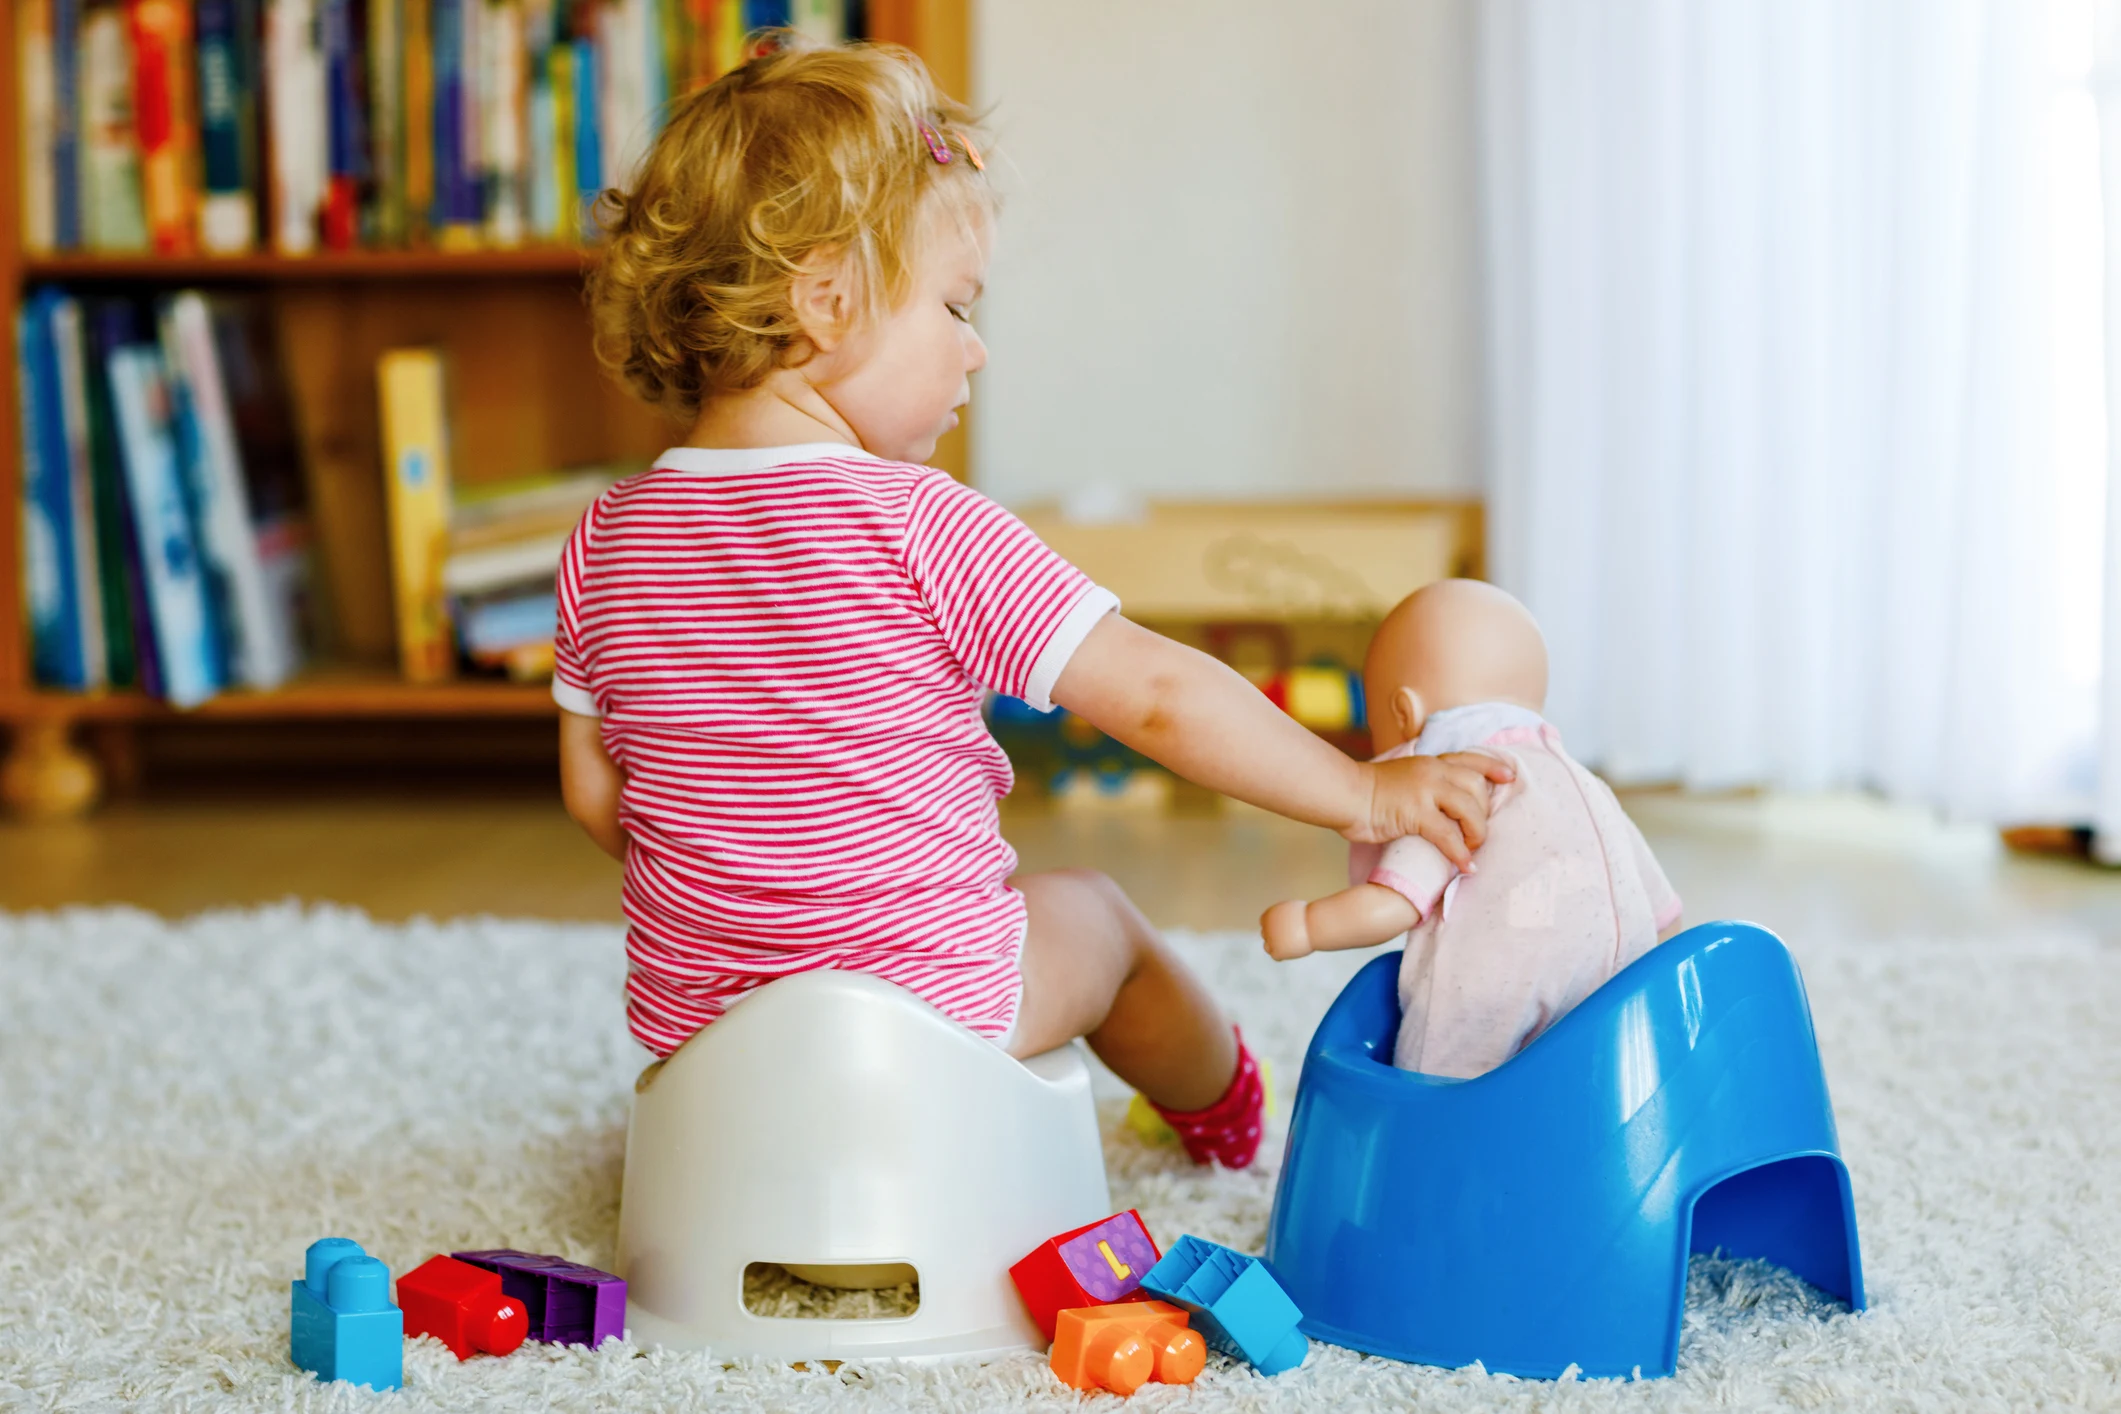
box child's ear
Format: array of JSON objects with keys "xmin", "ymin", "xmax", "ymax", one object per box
[
  {"xmin": 1392, "ymin": 687, "xmax": 1426, "ymax": 742},
  {"xmin": 789, "ymin": 255, "xmax": 853, "ymax": 352}
]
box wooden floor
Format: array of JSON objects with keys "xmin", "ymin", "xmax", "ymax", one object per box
[{"xmin": 4, "ymin": 778, "xmax": 2118, "ymax": 944}]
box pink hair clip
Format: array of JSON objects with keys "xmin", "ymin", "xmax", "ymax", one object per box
[{"xmin": 919, "ymin": 119, "xmax": 953, "ymax": 165}]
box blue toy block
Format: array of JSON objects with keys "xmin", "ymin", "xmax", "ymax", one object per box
[
  {"xmin": 1140, "ymin": 1236, "xmax": 1308, "ymax": 1376},
  {"xmin": 1264, "ymin": 922, "xmax": 1864, "ymax": 1380},
  {"xmin": 290, "ymin": 1238, "xmax": 403, "ymax": 1391}
]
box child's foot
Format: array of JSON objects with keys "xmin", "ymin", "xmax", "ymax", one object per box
[{"xmin": 1150, "ymin": 1030, "xmax": 1265, "ymax": 1169}]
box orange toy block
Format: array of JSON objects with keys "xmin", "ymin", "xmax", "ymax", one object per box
[
  {"xmin": 397, "ymin": 1255, "xmax": 529, "ymax": 1360},
  {"xmin": 1049, "ymin": 1300, "xmax": 1207, "ymax": 1395}
]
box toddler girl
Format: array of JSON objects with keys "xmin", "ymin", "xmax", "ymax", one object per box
[{"xmin": 558, "ymin": 37, "xmax": 1510, "ymax": 1169}]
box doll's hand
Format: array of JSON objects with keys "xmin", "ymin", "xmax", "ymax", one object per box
[
  {"xmin": 1261, "ymin": 900, "xmax": 1315, "ymax": 961},
  {"xmin": 1349, "ymin": 751, "xmax": 1515, "ymax": 867}
]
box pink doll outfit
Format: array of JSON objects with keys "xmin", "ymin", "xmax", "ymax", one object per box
[{"xmin": 1349, "ymin": 703, "xmax": 1683, "ymax": 1079}]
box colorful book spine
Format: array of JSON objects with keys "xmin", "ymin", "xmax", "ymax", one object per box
[
  {"xmin": 430, "ymin": 0, "xmax": 474, "ymax": 243},
  {"xmin": 681, "ymin": 0, "xmax": 716, "ymax": 89},
  {"xmin": 376, "ymin": 348, "xmax": 457, "ymax": 683},
  {"xmin": 595, "ymin": 0, "xmax": 649, "ymax": 196},
  {"xmin": 791, "ymin": 0, "xmax": 841, "ymax": 43},
  {"xmin": 17, "ymin": 293, "xmax": 88, "ymax": 689},
  {"xmin": 152, "ymin": 327, "xmax": 233, "ymax": 687},
  {"xmin": 194, "ymin": 0, "xmax": 259, "ymax": 252},
  {"xmin": 320, "ymin": 0, "xmax": 368, "ymax": 249},
  {"xmin": 18, "ymin": 0, "xmax": 59, "ymax": 254},
  {"xmin": 265, "ymin": 0, "xmax": 327, "ymax": 254},
  {"xmin": 403, "ymin": 0, "xmax": 434, "ymax": 243},
  {"xmin": 207, "ymin": 297, "xmax": 312, "ymax": 678},
  {"xmin": 369, "ymin": 0, "xmax": 407, "ymax": 245},
  {"xmin": 483, "ymin": 0, "xmax": 528, "ymax": 247},
  {"xmin": 571, "ymin": 32, "xmax": 599, "ymax": 237},
  {"xmin": 162, "ymin": 292, "xmax": 296, "ymax": 689},
  {"xmin": 79, "ymin": 298, "xmax": 141, "ymax": 688},
  {"xmin": 643, "ymin": 0, "xmax": 670, "ymax": 137},
  {"xmin": 528, "ymin": 28, "xmax": 558, "ymax": 239},
  {"xmin": 448, "ymin": 0, "xmax": 484, "ymax": 243},
  {"xmin": 80, "ymin": 5, "xmax": 151, "ymax": 251},
  {"xmin": 548, "ymin": 38, "xmax": 574, "ymax": 241},
  {"xmin": 657, "ymin": 0, "xmax": 687, "ymax": 106},
  {"xmin": 106, "ymin": 344, "xmax": 222, "ymax": 708},
  {"xmin": 51, "ymin": 0, "xmax": 85, "ymax": 248},
  {"xmin": 129, "ymin": 0, "xmax": 201, "ymax": 255},
  {"xmin": 712, "ymin": 0, "xmax": 746, "ymax": 77},
  {"xmin": 48, "ymin": 297, "xmax": 111, "ymax": 687}
]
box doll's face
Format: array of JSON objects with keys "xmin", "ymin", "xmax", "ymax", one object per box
[{"xmin": 1364, "ymin": 581, "xmax": 1550, "ymax": 751}]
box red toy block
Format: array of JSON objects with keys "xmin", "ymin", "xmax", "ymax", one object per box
[
  {"xmin": 397, "ymin": 1255, "xmax": 529, "ymax": 1360},
  {"xmin": 1009, "ymin": 1209, "xmax": 1162, "ymax": 1342},
  {"xmin": 1050, "ymin": 1300, "xmax": 1206, "ymax": 1395}
]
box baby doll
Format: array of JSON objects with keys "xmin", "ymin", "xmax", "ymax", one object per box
[{"xmin": 1261, "ymin": 580, "xmax": 1683, "ymax": 1078}]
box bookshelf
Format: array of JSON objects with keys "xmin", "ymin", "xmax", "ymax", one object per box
[{"xmin": 0, "ymin": 0, "xmax": 971, "ymax": 818}]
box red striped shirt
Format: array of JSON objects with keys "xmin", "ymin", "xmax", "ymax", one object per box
[{"xmin": 553, "ymin": 445, "xmax": 1116, "ymax": 1057}]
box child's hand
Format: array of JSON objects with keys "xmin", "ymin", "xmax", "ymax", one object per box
[
  {"xmin": 1261, "ymin": 900, "xmax": 1315, "ymax": 961},
  {"xmin": 1349, "ymin": 752, "xmax": 1515, "ymax": 866}
]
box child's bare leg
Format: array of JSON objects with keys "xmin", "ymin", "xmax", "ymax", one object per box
[{"xmin": 1006, "ymin": 869, "xmax": 1237, "ymax": 1111}]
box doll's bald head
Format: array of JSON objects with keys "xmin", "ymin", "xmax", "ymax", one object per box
[{"xmin": 1364, "ymin": 579, "xmax": 1548, "ymax": 752}]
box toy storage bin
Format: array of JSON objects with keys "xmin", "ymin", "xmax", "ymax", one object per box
[
  {"xmin": 617, "ymin": 969, "xmax": 1111, "ymax": 1360},
  {"xmin": 1264, "ymin": 922, "xmax": 1864, "ymax": 1379}
]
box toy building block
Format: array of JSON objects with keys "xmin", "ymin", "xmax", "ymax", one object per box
[
  {"xmin": 398, "ymin": 1255, "xmax": 530, "ymax": 1360},
  {"xmin": 452, "ymin": 1249, "xmax": 627, "ymax": 1349},
  {"xmin": 1049, "ymin": 1300, "xmax": 1206, "ymax": 1395},
  {"xmin": 1009, "ymin": 1209, "xmax": 1163, "ymax": 1341},
  {"xmin": 289, "ymin": 1237, "xmax": 403, "ymax": 1391},
  {"xmin": 1140, "ymin": 1236, "xmax": 1309, "ymax": 1376}
]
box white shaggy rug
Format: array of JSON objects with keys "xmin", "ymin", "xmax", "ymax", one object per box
[{"xmin": 2, "ymin": 904, "xmax": 2118, "ymax": 1412}]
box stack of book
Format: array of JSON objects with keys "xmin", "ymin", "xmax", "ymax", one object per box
[
  {"xmin": 375, "ymin": 344, "xmax": 622, "ymax": 684},
  {"xmin": 447, "ymin": 468, "xmax": 620, "ymax": 679},
  {"xmin": 16, "ymin": 0, "xmax": 862, "ymax": 258},
  {"xmin": 15, "ymin": 287, "xmax": 314, "ymax": 705}
]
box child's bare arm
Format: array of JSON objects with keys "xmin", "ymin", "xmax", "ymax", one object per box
[
  {"xmin": 1052, "ymin": 614, "xmax": 1513, "ymax": 864},
  {"xmin": 560, "ymin": 710, "xmax": 627, "ymax": 861},
  {"xmin": 1262, "ymin": 885, "xmax": 1420, "ymax": 960}
]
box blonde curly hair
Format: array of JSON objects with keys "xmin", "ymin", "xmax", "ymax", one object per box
[{"xmin": 588, "ymin": 36, "xmax": 995, "ymax": 420}]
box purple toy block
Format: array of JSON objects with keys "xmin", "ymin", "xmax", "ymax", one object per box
[{"xmin": 452, "ymin": 1250, "xmax": 626, "ymax": 1349}]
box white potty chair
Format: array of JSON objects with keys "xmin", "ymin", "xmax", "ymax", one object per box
[{"xmin": 617, "ymin": 970, "xmax": 1112, "ymax": 1360}]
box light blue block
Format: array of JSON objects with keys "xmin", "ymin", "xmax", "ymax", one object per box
[
  {"xmin": 1264, "ymin": 922, "xmax": 1865, "ymax": 1380},
  {"xmin": 290, "ymin": 1239, "xmax": 403, "ymax": 1391},
  {"xmin": 1140, "ymin": 1236, "xmax": 1309, "ymax": 1376}
]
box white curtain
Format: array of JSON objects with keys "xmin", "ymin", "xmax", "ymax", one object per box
[{"xmin": 1480, "ymin": 0, "xmax": 2106, "ymax": 826}]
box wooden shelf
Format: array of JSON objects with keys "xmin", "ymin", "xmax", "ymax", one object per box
[
  {"xmin": 0, "ymin": 0, "xmax": 970, "ymax": 814},
  {"xmin": 0, "ymin": 664, "xmax": 559, "ymax": 723},
  {"xmin": 21, "ymin": 247, "xmax": 595, "ymax": 283}
]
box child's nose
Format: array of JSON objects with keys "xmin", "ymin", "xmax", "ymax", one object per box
[{"xmin": 964, "ymin": 324, "xmax": 989, "ymax": 374}]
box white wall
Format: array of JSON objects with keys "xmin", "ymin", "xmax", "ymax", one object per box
[{"xmin": 969, "ymin": 0, "xmax": 1480, "ymax": 507}]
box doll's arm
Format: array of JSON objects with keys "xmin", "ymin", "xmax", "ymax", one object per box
[
  {"xmin": 1053, "ymin": 614, "xmax": 1512, "ymax": 862},
  {"xmin": 560, "ymin": 710, "xmax": 628, "ymax": 861},
  {"xmin": 1262, "ymin": 885, "xmax": 1422, "ymax": 960}
]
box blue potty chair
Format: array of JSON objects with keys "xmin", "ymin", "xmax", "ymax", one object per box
[{"xmin": 1264, "ymin": 922, "xmax": 1863, "ymax": 1379}]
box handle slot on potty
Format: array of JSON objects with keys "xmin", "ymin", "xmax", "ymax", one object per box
[
  {"xmin": 742, "ymin": 1262, "xmax": 922, "ymax": 1319},
  {"xmin": 618, "ymin": 970, "xmax": 1111, "ymax": 1359}
]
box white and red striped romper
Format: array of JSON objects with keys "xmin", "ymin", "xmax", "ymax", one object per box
[{"xmin": 552, "ymin": 444, "xmax": 1118, "ymax": 1058}]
